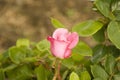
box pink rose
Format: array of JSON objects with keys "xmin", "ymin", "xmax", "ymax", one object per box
[{"xmin": 47, "ymin": 28, "xmax": 79, "ymax": 59}]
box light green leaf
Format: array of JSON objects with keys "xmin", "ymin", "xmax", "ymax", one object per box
[
  {"xmin": 0, "ymin": 69, "xmax": 5, "ymax": 80},
  {"xmin": 35, "ymin": 65, "xmax": 47, "ymax": 80},
  {"xmin": 107, "ymin": 21, "xmax": 120, "ymax": 49},
  {"xmin": 72, "ymin": 20, "xmax": 103, "ymax": 37},
  {"xmin": 16, "ymin": 39, "xmax": 30, "ymax": 47},
  {"xmin": 105, "ymin": 54, "xmax": 116, "ymax": 74},
  {"xmin": 95, "ymin": 0, "xmax": 114, "ymax": 19},
  {"xmin": 80, "ymin": 71, "xmax": 91, "ymax": 80},
  {"xmin": 51, "ymin": 18, "xmax": 65, "ymax": 28},
  {"xmin": 69, "ymin": 72, "xmax": 80, "ymax": 80},
  {"xmin": 36, "ymin": 39, "xmax": 50, "ymax": 52},
  {"xmin": 9, "ymin": 46, "xmax": 27, "ymax": 64},
  {"xmin": 91, "ymin": 65, "xmax": 109, "ymax": 80},
  {"xmin": 72, "ymin": 41, "xmax": 92, "ymax": 56}
]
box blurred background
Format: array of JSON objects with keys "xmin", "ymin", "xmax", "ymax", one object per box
[{"xmin": 0, "ymin": 0, "xmax": 98, "ymax": 51}]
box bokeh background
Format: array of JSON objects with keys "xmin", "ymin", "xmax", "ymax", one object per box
[{"xmin": 0, "ymin": 0, "xmax": 98, "ymax": 51}]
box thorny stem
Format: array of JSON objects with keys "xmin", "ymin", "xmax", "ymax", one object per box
[{"xmin": 52, "ymin": 58, "xmax": 62, "ymax": 80}]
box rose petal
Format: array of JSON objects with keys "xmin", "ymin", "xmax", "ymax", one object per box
[
  {"xmin": 49, "ymin": 39, "xmax": 70, "ymax": 59},
  {"xmin": 64, "ymin": 49, "xmax": 71, "ymax": 58},
  {"xmin": 53, "ymin": 28, "xmax": 69, "ymax": 41},
  {"xmin": 67, "ymin": 32, "xmax": 79, "ymax": 49}
]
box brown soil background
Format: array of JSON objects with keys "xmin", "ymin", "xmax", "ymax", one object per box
[{"xmin": 0, "ymin": 0, "xmax": 98, "ymax": 51}]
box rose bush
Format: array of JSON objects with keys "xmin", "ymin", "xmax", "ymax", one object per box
[{"xmin": 1, "ymin": 0, "xmax": 120, "ymax": 80}]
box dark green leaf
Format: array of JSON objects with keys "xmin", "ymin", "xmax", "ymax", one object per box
[
  {"xmin": 72, "ymin": 41, "xmax": 92, "ymax": 56},
  {"xmin": 93, "ymin": 27, "xmax": 105, "ymax": 42},
  {"xmin": 104, "ymin": 54, "xmax": 116, "ymax": 74},
  {"xmin": 35, "ymin": 65, "xmax": 47, "ymax": 80},
  {"xmin": 107, "ymin": 21, "xmax": 120, "ymax": 49},
  {"xmin": 72, "ymin": 20, "xmax": 103, "ymax": 37},
  {"xmin": 91, "ymin": 65, "xmax": 109, "ymax": 80},
  {"xmin": 69, "ymin": 72, "xmax": 80, "ymax": 80},
  {"xmin": 91, "ymin": 45, "xmax": 107, "ymax": 63},
  {"xmin": 51, "ymin": 18, "xmax": 65, "ymax": 28}
]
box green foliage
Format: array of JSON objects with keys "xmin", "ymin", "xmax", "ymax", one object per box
[
  {"xmin": 72, "ymin": 41, "xmax": 92, "ymax": 56},
  {"xmin": 34, "ymin": 65, "xmax": 47, "ymax": 80},
  {"xmin": 93, "ymin": 27, "xmax": 105, "ymax": 42},
  {"xmin": 1, "ymin": 0, "xmax": 120, "ymax": 80},
  {"xmin": 80, "ymin": 71, "xmax": 91, "ymax": 80},
  {"xmin": 72, "ymin": 20, "xmax": 103, "ymax": 37},
  {"xmin": 69, "ymin": 72, "xmax": 80, "ymax": 80},
  {"xmin": 51, "ymin": 18, "xmax": 65, "ymax": 28},
  {"xmin": 107, "ymin": 21, "xmax": 120, "ymax": 49},
  {"xmin": 94, "ymin": 0, "xmax": 114, "ymax": 19},
  {"xmin": 91, "ymin": 65, "xmax": 109, "ymax": 80}
]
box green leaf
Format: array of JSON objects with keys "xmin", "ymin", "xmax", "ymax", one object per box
[
  {"xmin": 51, "ymin": 18, "xmax": 65, "ymax": 28},
  {"xmin": 112, "ymin": 0, "xmax": 120, "ymax": 11},
  {"xmin": 95, "ymin": 0, "xmax": 114, "ymax": 19},
  {"xmin": 113, "ymin": 74, "xmax": 120, "ymax": 80},
  {"xmin": 36, "ymin": 39, "xmax": 50, "ymax": 52},
  {"xmin": 35, "ymin": 65, "xmax": 47, "ymax": 80},
  {"xmin": 80, "ymin": 71, "xmax": 91, "ymax": 80},
  {"xmin": 16, "ymin": 39, "xmax": 30, "ymax": 47},
  {"xmin": 93, "ymin": 77, "xmax": 103, "ymax": 80},
  {"xmin": 93, "ymin": 27, "xmax": 105, "ymax": 42},
  {"xmin": 107, "ymin": 21, "xmax": 120, "ymax": 49},
  {"xmin": 91, "ymin": 45, "xmax": 107, "ymax": 63},
  {"xmin": 0, "ymin": 69, "xmax": 5, "ymax": 80},
  {"xmin": 71, "ymin": 53, "xmax": 84, "ymax": 62},
  {"xmin": 107, "ymin": 45, "xmax": 120, "ymax": 57},
  {"xmin": 72, "ymin": 20, "xmax": 103, "ymax": 37},
  {"xmin": 62, "ymin": 58, "xmax": 74, "ymax": 69},
  {"xmin": 6, "ymin": 65, "xmax": 33, "ymax": 80},
  {"xmin": 104, "ymin": 54, "xmax": 116, "ymax": 74},
  {"xmin": 69, "ymin": 72, "xmax": 80, "ymax": 80},
  {"xmin": 91, "ymin": 65, "xmax": 109, "ymax": 80},
  {"xmin": 113, "ymin": 10, "xmax": 120, "ymax": 21},
  {"xmin": 9, "ymin": 46, "xmax": 27, "ymax": 64},
  {"xmin": 72, "ymin": 41, "xmax": 92, "ymax": 56}
]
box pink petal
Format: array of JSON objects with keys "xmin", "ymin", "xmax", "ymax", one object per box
[
  {"xmin": 67, "ymin": 32, "xmax": 79, "ymax": 49},
  {"xmin": 49, "ymin": 39, "xmax": 70, "ymax": 59},
  {"xmin": 64, "ymin": 49, "xmax": 71, "ymax": 58},
  {"xmin": 53, "ymin": 28, "xmax": 69, "ymax": 41}
]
